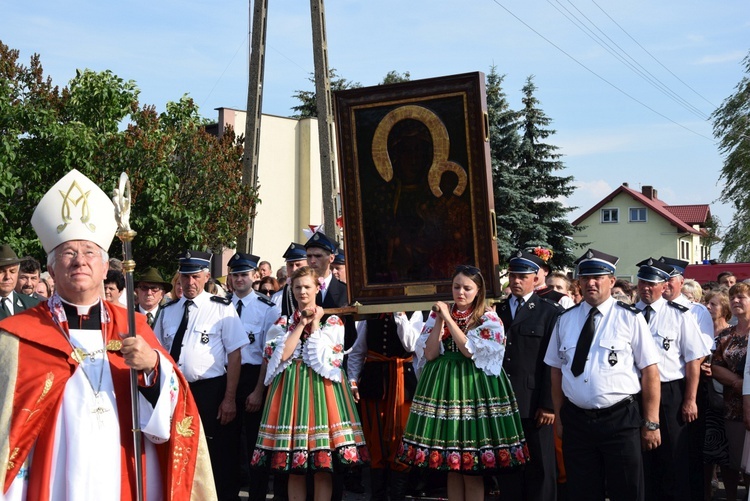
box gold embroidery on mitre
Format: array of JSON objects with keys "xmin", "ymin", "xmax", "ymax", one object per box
[
  {"xmin": 6, "ymin": 447, "xmax": 19, "ymax": 471},
  {"xmin": 57, "ymin": 180, "xmax": 96, "ymax": 234},
  {"xmin": 36, "ymin": 372, "xmax": 54, "ymax": 405},
  {"xmin": 176, "ymin": 416, "xmax": 195, "ymax": 437}
]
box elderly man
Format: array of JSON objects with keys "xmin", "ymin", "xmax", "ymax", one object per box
[
  {"xmin": 544, "ymin": 249, "xmax": 661, "ymax": 501},
  {"xmin": 659, "ymin": 256, "xmax": 714, "ymax": 500},
  {"xmin": 0, "ymin": 245, "xmax": 39, "ymax": 320},
  {"xmin": 135, "ymin": 267, "xmax": 172, "ymax": 327},
  {"xmin": 0, "ymin": 169, "xmax": 214, "ymax": 500},
  {"xmin": 635, "ymin": 258, "xmax": 708, "ymax": 501},
  {"xmin": 155, "ymin": 250, "xmax": 247, "ymax": 501}
]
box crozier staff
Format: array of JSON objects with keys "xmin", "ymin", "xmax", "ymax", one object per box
[{"xmin": 0, "ymin": 169, "xmax": 215, "ymax": 500}]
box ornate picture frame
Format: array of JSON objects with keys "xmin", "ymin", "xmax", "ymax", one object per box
[{"xmin": 335, "ymin": 72, "xmax": 500, "ymax": 307}]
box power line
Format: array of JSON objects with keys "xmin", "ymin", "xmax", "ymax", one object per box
[
  {"xmin": 489, "ymin": 0, "xmax": 714, "ymax": 141},
  {"xmin": 559, "ymin": 0, "xmax": 710, "ymax": 120},
  {"xmin": 590, "ymin": 0, "xmax": 718, "ymax": 110}
]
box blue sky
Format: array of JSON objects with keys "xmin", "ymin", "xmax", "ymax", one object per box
[{"xmin": 3, "ymin": 1, "xmax": 748, "ymax": 255}]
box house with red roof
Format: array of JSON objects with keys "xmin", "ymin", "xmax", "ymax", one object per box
[{"xmin": 571, "ymin": 183, "xmax": 711, "ymax": 280}]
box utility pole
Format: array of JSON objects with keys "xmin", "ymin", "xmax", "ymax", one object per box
[
  {"xmin": 310, "ymin": 0, "xmax": 339, "ymax": 241},
  {"xmin": 238, "ymin": 0, "xmax": 268, "ymax": 253}
]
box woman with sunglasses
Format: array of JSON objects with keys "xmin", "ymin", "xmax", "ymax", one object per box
[
  {"xmin": 397, "ymin": 265, "xmax": 528, "ymax": 501},
  {"xmin": 257, "ymin": 276, "xmax": 279, "ymax": 297}
]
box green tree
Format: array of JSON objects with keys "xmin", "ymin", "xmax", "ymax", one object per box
[
  {"xmin": 0, "ymin": 40, "xmax": 258, "ymax": 273},
  {"xmin": 486, "ymin": 67, "xmax": 529, "ymax": 262},
  {"xmin": 712, "ymin": 51, "xmax": 750, "ymax": 261},
  {"xmin": 380, "ymin": 71, "xmax": 410, "ymax": 85},
  {"xmin": 290, "ymin": 68, "xmax": 361, "ymax": 118},
  {"xmin": 515, "ymin": 76, "xmax": 577, "ymax": 268}
]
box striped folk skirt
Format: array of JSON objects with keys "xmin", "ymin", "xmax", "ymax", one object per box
[
  {"xmin": 397, "ymin": 351, "xmax": 529, "ymax": 474},
  {"xmin": 250, "ymin": 359, "xmax": 369, "ymax": 473}
]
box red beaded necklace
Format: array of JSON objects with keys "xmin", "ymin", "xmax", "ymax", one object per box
[{"xmin": 442, "ymin": 304, "xmax": 473, "ymax": 340}]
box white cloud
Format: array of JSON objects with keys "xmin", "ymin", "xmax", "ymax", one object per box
[{"xmin": 694, "ymin": 51, "xmax": 746, "ymax": 65}]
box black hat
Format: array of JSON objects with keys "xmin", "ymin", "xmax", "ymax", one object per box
[
  {"xmin": 0, "ymin": 245, "xmax": 22, "ymax": 268},
  {"xmin": 228, "ymin": 252, "xmax": 260, "ymax": 274},
  {"xmin": 304, "ymin": 231, "xmax": 337, "ymax": 254},
  {"xmin": 636, "ymin": 258, "xmax": 673, "ymax": 283},
  {"xmin": 658, "ymin": 256, "xmax": 688, "ymax": 277},
  {"xmin": 333, "ymin": 248, "xmax": 345, "ymax": 265},
  {"xmin": 178, "ymin": 250, "xmax": 212, "ymax": 274},
  {"xmin": 575, "ymin": 249, "xmax": 618, "ymax": 276},
  {"xmin": 282, "ymin": 242, "xmax": 307, "ymax": 262},
  {"xmin": 135, "ymin": 267, "xmax": 173, "ymax": 293},
  {"xmin": 508, "ymin": 250, "xmax": 544, "ymax": 274}
]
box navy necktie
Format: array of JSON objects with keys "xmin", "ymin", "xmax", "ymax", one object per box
[
  {"xmin": 169, "ymin": 300, "xmax": 193, "ymax": 363},
  {"xmin": 571, "ymin": 307, "xmax": 598, "ymax": 377}
]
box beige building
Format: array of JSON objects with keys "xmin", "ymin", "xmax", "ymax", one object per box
[
  {"xmin": 571, "ymin": 183, "xmax": 711, "ymax": 281},
  {"xmin": 212, "ymin": 108, "xmax": 331, "ymax": 273}
]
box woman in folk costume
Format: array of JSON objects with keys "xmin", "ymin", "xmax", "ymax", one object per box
[
  {"xmin": 250, "ymin": 266, "xmax": 368, "ymax": 501},
  {"xmin": 397, "ymin": 265, "xmax": 529, "ymax": 501},
  {"xmin": 0, "ymin": 169, "xmax": 214, "ymax": 500}
]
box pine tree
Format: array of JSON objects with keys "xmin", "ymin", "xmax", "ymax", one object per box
[
  {"xmin": 486, "ymin": 67, "xmax": 530, "ymax": 262},
  {"xmin": 516, "ymin": 76, "xmax": 577, "ymax": 268}
]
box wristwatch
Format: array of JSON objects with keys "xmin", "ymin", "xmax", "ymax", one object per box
[{"xmin": 641, "ymin": 420, "xmax": 660, "ymax": 431}]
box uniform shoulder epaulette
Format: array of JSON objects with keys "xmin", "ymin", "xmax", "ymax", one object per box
[
  {"xmin": 162, "ymin": 298, "xmax": 180, "ymax": 308},
  {"xmin": 254, "ymin": 291, "xmax": 276, "ymax": 307},
  {"xmin": 539, "ymin": 296, "xmax": 565, "ymax": 310},
  {"xmin": 616, "ymin": 300, "xmax": 640, "ymax": 314},
  {"xmin": 667, "ymin": 300, "xmax": 689, "ymax": 313},
  {"xmin": 210, "ymin": 295, "xmax": 232, "ymax": 305},
  {"xmin": 559, "ymin": 302, "xmax": 582, "ymax": 315}
]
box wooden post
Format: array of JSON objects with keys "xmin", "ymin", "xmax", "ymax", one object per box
[
  {"xmin": 310, "ymin": 0, "xmax": 339, "ymax": 242},
  {"xmin": 238, "ymin": 0, "xmax": 269, "ymax": 253}
]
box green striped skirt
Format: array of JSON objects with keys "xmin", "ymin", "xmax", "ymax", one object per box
[
  {"xmin": 250, "ymin": 359, "xmax": 369, "ymax": 473},
  {"xmin": 397, "ymin": 351, "xmax": 529, "ymax": 473}
]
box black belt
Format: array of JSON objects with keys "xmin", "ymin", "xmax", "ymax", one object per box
[
  {"xmin": 188, "ymin": 374, "xmax": 227, "ymax": 387},
  {"xmin": 566, "ymin": 394, "xmax": 636, "ymax": 419}
]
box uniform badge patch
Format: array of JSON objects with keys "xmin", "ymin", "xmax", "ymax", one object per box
[{"xmin": 608, "ymin": 350, "xmax": 618, "ymax": 366}]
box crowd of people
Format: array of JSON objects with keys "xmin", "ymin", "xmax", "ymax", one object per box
[{"xmin": 2, "ymin": 167, "xmax": 750, "ymax": 501}]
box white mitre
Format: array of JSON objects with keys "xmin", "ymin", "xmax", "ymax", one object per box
[{"xmin": 31, "ymin": 169, "xmax": 117, "ymax": 253}]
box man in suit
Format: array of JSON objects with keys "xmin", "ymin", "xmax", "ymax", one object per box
[
  {"xmin": 497, "ymin": 250, "xmax": 563, "ymax": 501},
  {"xmin": 305, "ymin": 231, "xmax": 348, "ymax": 310},
  {"xmin": 0, "ymin": 244, "xmax": 40, "ymax": 319},
  {"xmin": 135, "ymin": 267, "xmax": 172, "ymax": 327}
]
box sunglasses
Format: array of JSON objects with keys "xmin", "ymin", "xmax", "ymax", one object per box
[
  {"xmin": 455, "ymin": 265, "xmax": 481, "ymax": 276},
  {"xmin": 137, "ymin": 285, "xmax": 163, "ymax": 292},
  {"xmin": 260, "ymin": 288, "xmax": 275, "ymax": 295}
]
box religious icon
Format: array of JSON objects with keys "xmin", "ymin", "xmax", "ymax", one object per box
[{"xmin": 335, "ymin": 72, "xmax": 500, "ymax": 306}]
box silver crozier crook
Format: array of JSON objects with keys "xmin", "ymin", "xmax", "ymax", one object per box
[{"xmin": 112, "ymin": 172, "xmax": 145, "ymax": 501}]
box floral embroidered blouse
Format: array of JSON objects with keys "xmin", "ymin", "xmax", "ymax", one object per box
[
  {"xmin": 263, "ymin": 312, "xmax": 346, "ymax": 385},
  {"xmin": 712, "ymin": 325, "xmax": 748, "ymax": 421}
]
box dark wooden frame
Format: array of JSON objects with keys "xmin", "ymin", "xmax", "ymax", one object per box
[{"xmin": 334, "ymin": 72, "xmax": 500, "ymax": 306}]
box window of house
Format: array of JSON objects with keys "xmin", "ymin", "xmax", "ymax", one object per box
[
  {"xmin": 680, "ymin": 241, "xmax": 690, "ymax": 260},
  {"xmin": 629, "ymin": 207, "xmax": 647, "ymax": 222},
  {"xmin": 601, "ymin": 208, "xmax": 619, "ymax": 223}
]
